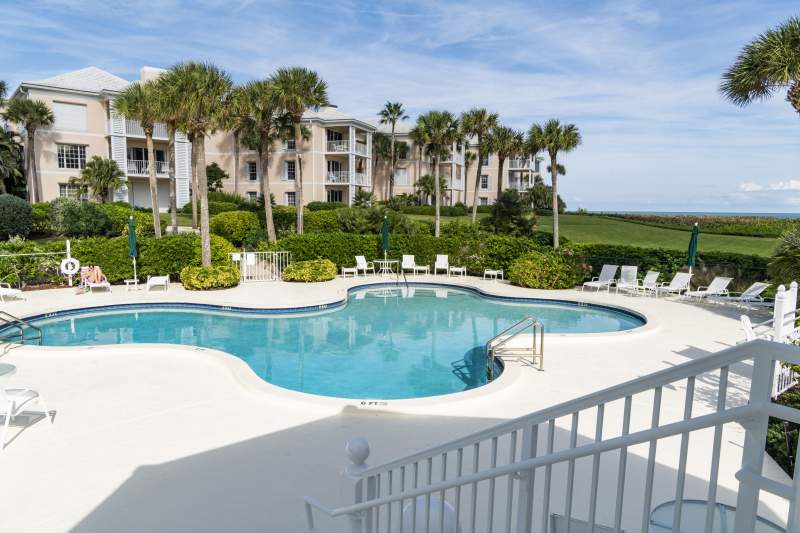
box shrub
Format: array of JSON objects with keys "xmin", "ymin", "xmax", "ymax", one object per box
[
  {"xmin": 260, "ymin": 232, "xmax": 378, "ymax": 267},
  {"xmin": 307, "ymin": 201, "xmax": 345, "ymax": 211},
  {"xmin": 180, "ymin": 265, "xmax": 240, "ymax": 290},
  {"xmin": 31, "ymin": 202, "xmax": 52, "ymax": 235},
  {"xmin": 399, "ymin": 205, "xmax": 468, "ymax": 217},
  {"xmin": 0, "ymin": 237, "xmax": 64, "ymax": 286},
  {"xmin": 508, "ymin": 249, "xmax": 589, "ymax": 289},
  {"xmin": 0, "ymin": 194, "xmax": 32, "ymax": 239},
  {"xmin": 50, "ymin": 197, "xmax": 80, "ymax": 234},
  {"xmin": 282, "ymin": 259, "xmax": 337, "ymax": 282},
  {"xmin": 61, "ymin": 201, "xmax": 113, "ymax": 237},
  {"xmin": 483, "ymin": 189, "xmax": 535, "ymax": 236},
  {"xmin": 210, "ymin": 210, "xmax": 261, "ymax": 246},
  {"xmin": 98, "ymin": 202, "xmax": 165, "ymax": 237},
  {"xmin": 305, "ymin": 210, "xmax": 339, "ymax": 232},
  {"xmin": 182, "ymin": 200, "xmax": 239, "ymax": 215}
]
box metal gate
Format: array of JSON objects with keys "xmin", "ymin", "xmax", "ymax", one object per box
[{"xmin": 230, "ymin": 251, "xmax": 290, "ymax": 282}]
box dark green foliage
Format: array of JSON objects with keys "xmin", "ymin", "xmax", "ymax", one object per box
[
  {"xmin": 601, "ymin": 213, "xmax": 796, "ymax": 238},
  {"xmin": 0, "ymin": 193, "xmax": 32, "ymax": 239},
  {"xmin": 484, "ymin": 189, "xmax": 535, "ymax": 236},
  {"xmin": 99, "ymin": 202, "xmax": 165, "ymax": 237},
  {"xmin": 31, "ymin": 202, "xmax": 51, "ymax": 234},
  {"xmin": 399, "ymin": 205, "xmax": 468, "ymax": 217},
  {"xmin": 206, "ymin": 162, "xmax": 229, "ymax": 192},
  {"xmin": 336, "ymin": 207, "xmax": 422, "ymax": 235},
  {"xmin": 386, "ymin": 194, "xmax": 418, "ymax": 210},
  {"xmin": 210, "ymin": 210, "xmax": 261, "ymax": 246},
  {"xmin": 181, "ymin": 200, "xmax": 240, "ymax": 215},
  {"xmin": 259, "ymin": 232, "xmax": 378, "ymax": 267},
  {"xmin": 207, "ymin": 190, "xmax": 259, "ymax": 211},
  {"xmin": 305, "ymin": 210, "xmax": 340, "ymax": 232},
  {"xmin": 282, "ymin": 259, "xmax": 337, "ymax": 282},
  {"xmin": 180, "ymin": 264, "xmax": 240, "ymax": 290},
  {"xmin": 60, "ymin": 201, "xmax": 112, "ymax": 237},
  {"xmin": 508, "ymin": 249, "xmax": 589, "ymax": 289},
  {"xmin": 769, "ymin": 227, "xmax": 800, "ymax": 286},
  {"xmin": 352, "ymin": 189, "xmax": 375, "ymax": 208},
  {"xmin": 0, "ymin": 238, "xmax": 63, "ymax": 286},
  {"xmin": 307, "ymin": 201, "xmax": 345, "ymax": 211},
  {"xmin": 767, "ymin": 385, "xmax": 800, "ymax": 475}
]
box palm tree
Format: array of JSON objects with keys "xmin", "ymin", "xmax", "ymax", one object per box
[
  {"xmin": 160, "ymin": 62, "xmax": 232, "ymax": 266},
  {"xmin": 460, "ymin": 108, "xmax": 498, "ymax": 222},
  {"xmin": 113, "ymin": 81, "xmax": 162, "ymax": 237},
  {"xmin": 0, "ymin": 81, "xmax": 7, "ymax": 108},
  {"xmin": 720, "ymin": 16, "xmax": 800, "ymax": 115},
  {"xmin": 463, "ymin": 150, "xmax": 476, "ymax": 205},
  {"xmin": 2, "ymin": 98, "xmax": 54, "ymax": 203},
  {"xmin": 0, "ymin": 128, "xmax": 23, "ymax": 194},
  {"xmin": 222, "ymin": 86, "xmax": 250, "ymax": 197},
  {"xmin": 416, "ymin": 111, "xmax": 459, "ymax": 237},
  {"xmin": 528, "ymin": 119, "xmax": 581, "ymax": 249},
  {"xmin": 488, "ymin": 126, "xmax": 524, "ymax": 203},
  {"xmin": 153, "ymin": 75, "xmax": 188, "ymax": 233},
  {"xmin": 414, "ymin": 174, "xmax": 447, "ymax": 205},
  {"xmin": 378, "ymin": 101, "xmax": 408, "ymax": 199},
  {"xmin": 408, "ymin": 124, "xmax": 428, "ymax": 194},
  {"xmin": 270, "ymin": 67, "xmax": 329, "ymax": 234},
  {"xmin": 69, "ymin": 156, "xmax": 125, "ymax": 202}
]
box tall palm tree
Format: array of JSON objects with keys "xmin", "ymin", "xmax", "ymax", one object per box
[
  {"xmin": 528, "ymin": 119, "xmax": 581, "ymax": 249},
  {"xmin": 222, "ymin": 86, "xmax": 250, "ymax": 197},
  {"xmin": 270, "ymin": 67, "xmax": 329, "ymax": 234},
  {"xmin": 460, "ymin": 108, "xmax": 498, "ymax": 222},
  {"xmin": 720, "ymin": 16, "xmax": 800, "ymax": 115},
  {"xmin": 408, "ymin": 124, "xmax": 428, "ymax": 195},
  {"xmin": 488, "ymin": 126, "xmax": 524, "ymax": 203},
  {"xmin": 160, "ymin": 62, "xmax": 232, "ymax": 266},
  {"xmin": 0, "ymin": 128, "xmax": 23, "ymax": 194},
  {"xmin": 0, "ymin": 81, "xmax": 7, "ymax": 108},
  {"xmin": 69, "ymin": 156, "xmax": 125, "ymax": 202},
  {"xmin": 378, "ymin": 101, "xmax": 408, "ymax": 199},
  {"xmin": 153, "ymin": 74, "xmax": 189, "ymax": 233},
  {"xmin": 2, "ymin": 98, "xmax": 54, "ymax": 203},
  {"xmin": 113, "ymin": 81, "xmax": 162, "ymax": 237},
  {"xmin": 416, "ymin": 111, "xmax": 460, "ymax": 237}
]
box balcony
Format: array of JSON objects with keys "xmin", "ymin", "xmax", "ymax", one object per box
[
  {"xmin": 326, "ymin": 140, "xmax": 349, "ymax": 153},
  {"xmin": 127, "ymin": 159, "xmax": 168, "ymax": 176},
  {"xmin": 508, "ymin": 157, "xmax": 533, "ymax": 169},
  {"xmin": 325, "ymin": 171, "xmax": 371, "ymax": 187},
  {"xmin": 124, "ymin": 120, "xmax": 169, "ymax": 140},
  {"xmin": 354, "ymin": 142, "xmax": 368, "ymax": 156}
]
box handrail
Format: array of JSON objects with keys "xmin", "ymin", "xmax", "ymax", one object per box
[
  {"xmin": 0, "ymin": 310, "xmax": 42, "ymax": 345},
  {"xmin": 485, "ymin": 316, "xmax": 542, "ymax": 378}
]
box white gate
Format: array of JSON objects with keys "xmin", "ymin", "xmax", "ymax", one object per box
[{"xmin": 230, "ymin": 251, "xmax": 290, "ymax": 282}]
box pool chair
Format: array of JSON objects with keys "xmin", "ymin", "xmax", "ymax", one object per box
[
  {"xmin": 740, "ymin": 315, "xmax": 774, "ymax": 342},
  {"xmin": 684, "ymin": 276, "xmax": 733, "ymax": 300},
  {"xmin": 712, "ymin": 281, "xmax": 771, "ymax": 307},
  {"xmin": 0, "ymin": 385, "xmax": 52, "ymax": 451},
  {"xmin": 633, "ymin": 270, "xmax": 661, "ymax": 296},
  {"xmin": 86, "ymin": 279, "xmax": 111, "ymax": 293},
  {"xmin": 402, "ymin": 255, "xmax": 429, "ymax": 276},
  {"xmin": 434, "ymin": 255, "xmax": 449, "ymax": 276},
  {"xmin": 146, "ymin": 275, "xmax": 170, "ymax": 292},
  {"xmin": 549, "ymin": 514, "xmax": 623, "ymax": 533},
  {"xmin": 614, "ymin": 265, "xmax": 638, "ymax": 293},
  {"xmin": 581, "ymin": 264, "xmax": 618, "ymax": 292},
  {"xmin": 655, "ymin": 272, "xmax": 692, "ymax": 297},
  {"xmin": 355, "ymin": 256, "xmax": 375, "ymax": 276},
  {"xmin": 0, "ymin": 283, "xmax": 24, "ymax": 303}
]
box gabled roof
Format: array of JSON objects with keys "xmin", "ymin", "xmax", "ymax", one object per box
[{"xmin": 22, "ymin": 67, "xmax": 130, "ymax": 95}]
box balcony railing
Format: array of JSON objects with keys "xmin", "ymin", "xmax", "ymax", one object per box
[
  {"xmin": 326, "ymin": 171, "xmax": 350, "ymax": 184},
  {"xmin": 354, "ymin": 142, "xmax": 368, "ymax": 156},
  {"xmin": 127, "ymin": 160, "xmax": 168, "ymax": 176},
  {"xmin": 508, "ymin": 157, "xmax": 533, "ymax": 169},
  {"xmin": 353, "ymin": 172, "xmax": 370, "ymax": 186},
  {"xmin": 124, "ymin": 120, "xmax": 168, "ymax": 140},
  {"xmin": 326, "ymin": 140, "xmax": 349, "ymax": 153}
]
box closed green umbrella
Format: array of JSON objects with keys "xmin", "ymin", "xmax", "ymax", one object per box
[
  {"xmin": 381, "ymin": 215, "xmax": 389, "ymax": 260},
  {"xmin": 686, "ymin": 222, "xmax": 699, "ymax": 275},
  {"xmin": 128, "ymin": 216, "xmax": 138, "ymax": 280}
]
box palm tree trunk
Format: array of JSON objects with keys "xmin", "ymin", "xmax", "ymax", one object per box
[
  {"xmin": 260, "ymin": 146, "xmax": 276, "ymax": 242},
  {"xmin": 496, "ymin": 156, "xmax": 504, "ymax": 200},
  {"xmin": 389, "ymin": 125, "xmax": 395, "ymax": 199},
  {"xmin": 233, "ymin": 130, "xmax": 240, "ymax": 196},
  {"xmin": 294, "ymin": 121, "xmax": 304, "ymax": 234},
  {"xmin": 471, "ymin": 139, "xmax": 483, "ymax": 223},
  {"xmin": 167, "ymin": 126, "xmax": 177, "ymax": 234},
  {"xmin": 434, "ymin": 155, "xmax": 441, "ymax": 238},
  {"xmin": 30, "ymin": 131, "xmax": 43, "ymax": 203},
  {"xmin": 190, "ymin": 134, "xmax": 198, "ymax": 229},
  {"xmin": 25, "ymin": 131, "xmax": 34, "ymax": 203},
  {"xmin": 145, "ymin": 130, "xmax": 162, "ymax": 238},
  {"xmin": 195, "ymin": 135, "xmax": 212, "ymax": 266},
  {"xmin": 550, "ymin": 152, "xmax": 559, "ymax": 250}
]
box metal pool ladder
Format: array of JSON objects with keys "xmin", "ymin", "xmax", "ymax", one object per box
[
  {"xmin": 485, "ymin": 316, "xmax": 543, "ymax": 379},
  {"xmin": 0, "ymin": 310, "xmax": 42, "ymax": 345}
]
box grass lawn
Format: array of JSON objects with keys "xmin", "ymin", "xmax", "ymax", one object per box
[
  {"xmin": 160, "ymin": 212, "xmax": 194, "ymax": 227},
  {"xmin": 408, "ymin": 213, "xmax": 778, "ymax": 256}
]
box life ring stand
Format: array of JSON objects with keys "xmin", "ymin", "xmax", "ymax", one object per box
[{"xmin": 60, "ymin": 257, "xmax": 80, "ymax": 276}]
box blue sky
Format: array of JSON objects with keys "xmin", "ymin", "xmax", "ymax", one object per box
[{"xmin": 2, "ymin": 0, "xmax": 799, "ymax": 212}]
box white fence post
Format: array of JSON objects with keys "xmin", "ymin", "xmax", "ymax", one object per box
[
  {"xmin": 343, "ymin": 437, "xmax": 372, "ymax": 533},
  {"xmin": 515, "ymin": 425, "xmax": 536, "ymax": 533}
]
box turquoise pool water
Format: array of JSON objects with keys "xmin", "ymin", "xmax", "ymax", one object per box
[{"xmin": 25, "ymin": 285, "xmax": 644, "ymax": 399}]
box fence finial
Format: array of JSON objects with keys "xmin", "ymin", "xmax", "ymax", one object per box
[{"xmin": 345, "ymin": 437, "xmax": 370, "ymax": 471}]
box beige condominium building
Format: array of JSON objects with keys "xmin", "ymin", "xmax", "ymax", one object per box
[
  {"xmin": 9, "ymin": 66, "xmax": 375, "ymax": 209},
  {"xmin": 369, "ymin": 122, "xmax": 542, "ymax": 206}
]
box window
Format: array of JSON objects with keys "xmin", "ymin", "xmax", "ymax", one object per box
[
  {"xmin": 479, "ymin": 197, "xmax": 488, "ymax": 206},
  {"xmin": 481, "ymin": 155, "xmax": 489, "ymax": 166},
  {"xmin": 284, "ymin": 191, "xmax": 296, "ymax": 206},
  {"xmin": 246, "ymin": 191, "xmax": 258, "ymax": 201},
  {"xmin": 59, "ymin": 183, "xmax": 86, "ymax": 200},
  {"xmin": 327, "ymin": 189, "xmax": 343, "ymax": 203},
  {"xmin": 285, "ymin": 139, "xmax": 296, "ymax": 150},
  {"xmin": 480, "ymin": 175, "xmax": 489, "ymax": 190},
  {"xmin": 284, "ymin": 160, "xmax": 296, "ymax": 181},
  {"xmin": 247, "ymin": 161, "xmax": 257, "ymax": 181},
  {"xmin": 394, "ymin": 168, "xmax": 409, "ymax": 187},
  {"xmin": 57, "ymin": 144, "xmax": 86, "ymax": 169},
  {"xmin": 326, "ymin": 129, "xmax": 343, "ymax": 141},
  {"xmin": 53, "ymin": 102, "xmax": 87, "ymax": 131},
  {"xmin": 126, "ymin": 147, "xmax": 165, "ymax": 162}
]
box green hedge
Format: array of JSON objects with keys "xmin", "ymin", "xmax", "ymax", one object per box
[
  {"xmin": 0, "ymin": 194, "xmax": 32, "ymax": 239},
  {"xmin": 0, "ymin": 238, "xmax": 64, "ymax": 287},
  {"xmin": 100, "ymin": 202, "xmax": 165, "ymax": 237},
  {"xmin": 180, "ymin": 265, "xmax": 240, "ymax": 290},
  {"xmin": 307, "ymin": 201, "xmax": 345, "ymax": 211},
  {"xmin": 508, "ymin": 250, "xmax": 590, "ymax": 289},
  {"xmin": 399, "ymin": 205, "xmax": 469, "ymax": 217},
  {"xmin": 181, "ymin": 200, "xmax": 239, "ymax": 216},
  {"xmin": 210, "ymin": 210, "xmax": 261, "ymax": 246},
  {"xmin": 282, "ymin": 259, "xmax": 337, "ymax": 282}
]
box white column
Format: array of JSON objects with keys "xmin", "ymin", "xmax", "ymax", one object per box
[
  {"xmin": 175, "ymin": 132, "xmax": 191, "ymax": 208},
  {"xmin": 109, "ymin": 109, "xmax": 129, "ymax": 202},
  {"xmin": 366, "ymin": 131, "xmax": 373, "ymax": 190}
]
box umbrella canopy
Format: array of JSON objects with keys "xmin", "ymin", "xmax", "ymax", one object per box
[
  {"xmin": 686, "ymin": 222, "xmax": 699, "ymax": 267},
  {"xmin": 127, "ymin": 216, "xmax": 138, "ymax": 258},
  {"xmin": 381, "ymin": 215, "xmax": 389, "ymax": 259}
]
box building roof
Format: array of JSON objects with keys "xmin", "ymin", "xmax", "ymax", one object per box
[{"xmin": 23, "ymin": 67, "xmax": 130, "ymax": 94}]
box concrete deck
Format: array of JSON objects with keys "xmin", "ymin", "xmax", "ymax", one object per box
[{"xmin": 0, "ymin": 276, "xmax": 789, "ymax": 532}]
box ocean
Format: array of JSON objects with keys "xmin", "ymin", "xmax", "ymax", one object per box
[{"xmin": 595, "ymin": 211, "xmax": 799, "ymax": 218}]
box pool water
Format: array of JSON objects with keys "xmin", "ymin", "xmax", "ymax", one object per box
[{"xmin": 27, "ymin": 286, "xmax": 644, "ymax": 399}]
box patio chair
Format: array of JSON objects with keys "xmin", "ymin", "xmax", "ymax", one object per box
[
  {"xmin": 402, "ymin": 255, "xmax": 429, "ymax": 276},
  {"xmin": 549, "ymin": 514, "xmax": 623, "ymax": 533},
  {"xmin": 341, "ymin": 266, "xmax": 357, "ymax": 278},
  {"xmin": 684, "ymin": 276, "xmax": 733, "ymax": 300},
  {"xmin": 741, "ymin": 315, "xmax": 773, "ymax": 342},
  {"xmin": 615, "ymin": 265, "xmax": 638, "ymax": 293},
  {"xmin": 87, "ymin": 280, "xmax": 111, "ymax": 293},
  {"xmin": 1, "ymin": 385, "xmax": 52, "ymax": 451},
  {"xmin": 712, "ymin": 282, "xmax": 771, "ymax": 307},
  {"xmin": 355, "ymin": 256, "xmax": 375, "ymax": 276},
  {"xmin": 634, "ymin": 271, "xmax": 661, "ymax": 297},
  {"xmin": 0, "ymin": 283, "xmax": 24, "ymax": 303},
  {"xmin": 655, "ymin": 272, "xmax": 692, "ymax": 297},
  {"xmin": 146, "ymin": 275, "xmax": 170, "ymax": 292},
  {"xmin": 483, "ymin": 269, "xmax": 503, "ymax": 280},
  {"xmin": 582, "ymin": 265, "xmax": 618, "ymax": 292},
  {"xmin": 434, "ymin": 255, "xmax": 449, "ymax": 276}
]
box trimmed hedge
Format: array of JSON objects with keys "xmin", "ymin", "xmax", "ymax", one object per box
[
  {"xmin": 399, "ymin": 205, "xmax": 468, "ymax": 217},
  {"xmin": 508, "ymin": 250, "xmax": 589, "ymax": 289},
  {"xmin": 307, "ymin": 201, "xmax": 345, "ymax": 211},
  {"xmin": 0, "ymin": 238, "xmax": 64, "ymax": 287},
  {"xmin": 210, "ymin": 210, "xmax": 261, "ymax": 246},
  {"xmin": 0, "ymin": 194, "xmax": 32, "ymax": 239},
  {"xmin": 181, "ymin": 200, "xmax": 239, "ymax": 216},
  {"xmin": 100, "ymin": 202, "xmax": 165, "ymax": 237},
  {"xmin": 180, "ymin": 265, "xmax": 240, "ymax": 290},
  {"xmin": 60, "ymin": 201, "xmax": 113, "ymax": 237},
  {"xmin": 31, "ymin": 203, "xmax": 51, "ymax": 234},
  {"xmin": 282, "ymin": 259, "xmax": 337, "ymax": 282}
]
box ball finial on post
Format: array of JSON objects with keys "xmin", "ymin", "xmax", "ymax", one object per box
[{"xmin": 346, "ymin": 437, "xmax": 370, "ymax": 467}]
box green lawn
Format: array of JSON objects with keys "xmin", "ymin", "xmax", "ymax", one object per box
[
  {"xmin": 160, "ymin": 212, "xmax": 194, "ymax": 227},
  {"xmin": 409, "ymin": 213, "xmax": 778, "ymax": 256}
]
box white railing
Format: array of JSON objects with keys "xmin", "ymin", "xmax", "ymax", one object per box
[
  {"xmin": 305, "ymin": 340, "xmax": 800, "ymax": 533},
  {"xmin": 127, "ymin": 159, "xmax": 168, "ymax": 176},
  {"xmin": 230, "ymin": 251, "xmax": 290, "ymax": 282},
  {"xmin": 508, "ymin": 157, "xmax": 533, "ymax": 169},
  {"xmin": 355, "ymin": 142, "xmax": 368, "ymax": 156},
  {"xmin": 124, "ymin": 119, "xmax": 168, "ymax": 140},
  {"xmin": 327, "ymin": 171, "xmax": 351, "ymax": 184},
  {"xmin": 508, "ymin": 180, "xmax": 532, "ymax": 192},
  {"xmin": 354, "ymin": 172, "xmax": 370, "ymax": 187},
  {"xmin": 327, "ymin": 140, "xmax": 350, "ymax": 153}
]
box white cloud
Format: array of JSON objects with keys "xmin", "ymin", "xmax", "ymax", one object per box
[{"xmin": 739, "ymin": 179, "xmax": 800, "ymax": 193}]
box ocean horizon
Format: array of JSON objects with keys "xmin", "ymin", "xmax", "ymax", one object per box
[{"xmin": 592, "ymin": 211, "xmax": 798, "ymax": 218}]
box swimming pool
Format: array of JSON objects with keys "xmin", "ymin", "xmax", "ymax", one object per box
[{"xmin": 21, "ymin": 285, "xmax": 645, "ymax": 399}]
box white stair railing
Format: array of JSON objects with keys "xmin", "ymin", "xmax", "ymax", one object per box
[{"xmin": 304, "ymin": 341, "xmax": 800, "ymax": 533}]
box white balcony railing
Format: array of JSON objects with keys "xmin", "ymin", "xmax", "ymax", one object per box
[
  {"xmin": 326, "ymin": 140, "xmax": 349, "ymax": 153},
  {"xmin": 305, "ymin": 337, "xmax": 800, "ymax": 532},
  {"xmin": 353, "ymin": 172, "xmax": 370, "ymax": 186},
  {"xmin": 354, "ymin": 142, "xmax": 368, "ymax": 156},
  {"xmin": 326, "ymin": 171, "xmax": 350, "ymax": 184},
  {"xmin": 124, "ymin": 120, "xmax": 168, "ymax": 140},
  {"xmin": 508, "ymin": 157, "xmax": 533, "ymax": 169},
  {"xmin": 127, "ymin": 160, "xmax": 168, "ymax": 176}
]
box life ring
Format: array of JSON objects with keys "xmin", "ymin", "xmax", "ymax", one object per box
[{"xmin": 60, "ymin": 257, "xmax": 80, "ymax": 276}]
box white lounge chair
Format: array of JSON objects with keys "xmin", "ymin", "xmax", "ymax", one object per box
[
  {"xmin": 0, "ymin": 283, "xmax": 24, "ymax": 303},
  {"xmin": 582, "ymin": 265, "xmax": 618, "ymax": 292},
  {"xmin": 355, "ymin": 256, "xmax": 375, "ymax": 276},
  {"xmin": 615, "ymin": 265, "xmax": 638, "ymax": 293},
  {"xmin": 634, "ymin": 271, "xmax": 661, "ymax": 297},
  {"xmin": 684, "ymin": 276, "xmax": 733, "ymax": 300},
  {"xmin": 712, "ymin": 282, "xmax": 771, "ymax": 307},
  {"xmin": 741, "ymin": 315, "xmax": 773, "ymax": 342},
  {"xmin": 434, "ymin": 255, "xmax": 449, "ymax": 276},
  {"xmin": 402, "ymin": 255, "xmax": 429, "ymax": 276},
  {"xmin": 656, "ymin": 272, "xmax": 692, "ymax": 297},
  {"xmin": 484, "ymin": 269, "xmax": 503, "ymax": 280},
  {"xmin": 1, "ymin": 385, "xmax": 52, "ymax": 451},
  {"xmin": 146, "ymin": 275, "xmax": 170, "ymax": 291},
  {"xmin": 87, "ymin": 280, "xmax": 111, "ymax": 293}
]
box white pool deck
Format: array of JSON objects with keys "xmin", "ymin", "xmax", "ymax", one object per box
[{"xmin": 0, "ymin": 276, "xmax": 791, "ymax": 532}]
